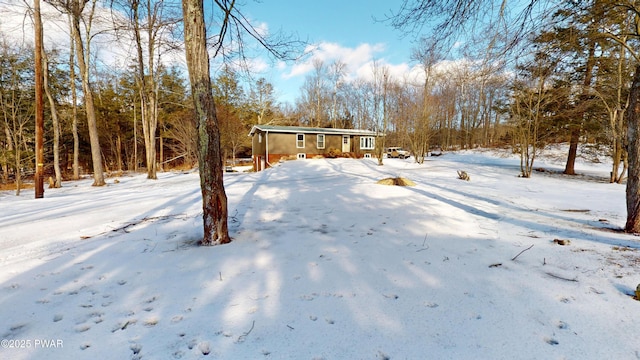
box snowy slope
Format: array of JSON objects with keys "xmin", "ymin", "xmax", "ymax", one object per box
[{"xmin": 1, "ymin": 150, "xmax": 639, "ymax": 360}]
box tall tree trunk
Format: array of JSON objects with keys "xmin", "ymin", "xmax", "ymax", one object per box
[
  {"xmin": 69, "ymin": 1, "xmax": 104, "ymax": 186},
  {"xmin": 182, "ymin": 0, "xmax": 230, "ymax": 245},
  {"xmin": 2, "ymin": 126, "xmax": 9, "ymax": 184},
  {"xmin": 42, "ymin": 50, "xmax": 62, "ymax": 188},
  {"xmin": 14, "ymin": 148, "xmax": 21, "ymax": 196},
  {"xmin": 132, "ymin": 0, "xmax": 159, "ymax": 180},
  {"xmin": 564, "ymin": 41, "xmax": 596, "ymax": 175},
  {"xmin": 625, "ymin": 65, "xmax": 640, "ymax": 232},
  {"xmin": 69, "ymin": 14, "xmax": 79, "ymax": 180},
  {"xmin": 116, "ymin": 132, "xmax": 123, "ymax": 173},
  {"xmin": 134, "ymin": 102, "xmax": 138, "ymax": 171},
  {"xmin": 159, "ymin": 116, "xmax": 164, "ymax": 171},
  {"xmin": 34, "ymin": 0, "xmax": 44, "ymax": 198}
]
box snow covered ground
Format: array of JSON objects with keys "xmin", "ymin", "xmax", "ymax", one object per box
[{"xmin": 1, "ymin": 148, "xmax": 639, "ymax": 360}]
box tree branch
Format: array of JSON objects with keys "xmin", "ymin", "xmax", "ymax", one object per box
[{"xmin": 511, "ymin": 244, "xmax": 534, "ymax": 261}]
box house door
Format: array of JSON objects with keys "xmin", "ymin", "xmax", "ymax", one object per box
[{"xmin": 342, "ymin": 135, "xmax": 350, "ymax": 153}]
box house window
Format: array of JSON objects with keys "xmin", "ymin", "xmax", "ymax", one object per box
[
  {"xmin": 317, "ymin": 134, "xmax": 325, "ymax": 149},
  {"xmin": 296, "ymin": 133, "xmax": 305, "ymax": 148},
  {"xmin": 297, "ymin": 153, "xmax": 306, "ymax": 159},
  {"xmin": 258, "ymin": 133, "xmax": 262, "ymax": 143},
  {"xmin": 360, "ymin": 136, "xmax": 375, "ymax": 150}
]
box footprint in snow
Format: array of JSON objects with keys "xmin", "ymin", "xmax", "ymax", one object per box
[
  {"xmin": 558, "ymin": 296, "xmax": 574, "ymax": 303},
  {"xmin": 557, "ymin": 321, "xmax": 569, "ymax": 329},
  {"xmin": 130, "ymin": 343, "xmax": 142, "ymax": 355},
  {"xmin": 325, "ymin": 318, "xmax": 335, "ymax": 325},
  {"xmin": 545, "ymin": 337, "xmax": 559, "ymax": 345},
  {"xmin": 144, "ymin": 295, "xmax": 159, "ymax": 304},
  {"xmin": 187, "ymin": 339, "xmax": 198, "ymax": 350},
  {"xmin": 198, "ymin": 341, "xmax": 211, "ymax": 355},
  {"xmin": 5, "ymin": 323, "xmax": 28, "ymax": 337},
  {"xmin": 589, "ymin": 287, "xmax": 604, "ymax": 295},
  {"xmin": 143, "ymin": 317, "xmax": 159, "ymax": 327},
  {"xmin": 300, "ymin": 293, "xmax": 318, "ymax": 301},
  {"xmin": 75, "ymin": 324, "xmax": 91, "ymax": 333},
  {"xmin": 6, "ymin": 283, "xmax": 20, "ymax": 290}
]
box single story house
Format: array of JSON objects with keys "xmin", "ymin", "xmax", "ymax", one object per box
[{"xmin": 248, "ymin": 125, "xmax": 380, "ymax": 171}]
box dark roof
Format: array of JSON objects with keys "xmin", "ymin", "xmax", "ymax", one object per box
[{"xmin": 248, "ymin": 125, "xmax": 379, "ymax": 137}]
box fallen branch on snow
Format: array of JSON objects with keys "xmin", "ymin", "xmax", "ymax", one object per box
[
  {"xmin": 511, "ymin": 244, "xmax": 534, "ymax": 261},
  {"xmin": 545, "ymin": 272, "xmax": 578, "ymax": 282},
  {"xmin": 236, "ymin": 320, "xmax": 255, "ymax": 343}
]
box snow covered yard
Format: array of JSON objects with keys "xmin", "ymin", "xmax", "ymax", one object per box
[{"xmin": 1, "ymin": 150, "xmax": 639, "ymax": 360}]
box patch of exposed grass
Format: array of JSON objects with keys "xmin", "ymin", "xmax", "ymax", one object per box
[{"xmin": 376, "ymin": 177, "xmax": 416, "ymax": 186}]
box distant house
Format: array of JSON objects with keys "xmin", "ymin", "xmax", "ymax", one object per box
[{"xmin": 248, "ymin": 125, "xmax": 379, "ymax": 171}]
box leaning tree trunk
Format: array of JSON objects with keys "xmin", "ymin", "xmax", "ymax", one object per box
[
  {"xmin": 625, "ymin": 65, "xmax": 640, "ymax": 232},
  {"xmin": 182, "ymin": 0, "xmax": 230, "ymax": 245}
]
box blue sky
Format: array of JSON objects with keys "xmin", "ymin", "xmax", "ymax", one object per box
[
  {"xmin": 0, "ymin": 0, "xmax": 425, "ymax": 106},
  {"xmin": 240, "ymin": 0, "xmax": 423, "ymax": 104}
]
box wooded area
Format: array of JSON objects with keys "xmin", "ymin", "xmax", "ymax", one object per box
[{"xmin": 1, "ymin": 0, "xmax": 640, "ymax": 234}]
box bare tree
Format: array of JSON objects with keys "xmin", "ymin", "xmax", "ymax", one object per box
[
  {"xmin": 589, "ymin": 37, "xmax": 630, "ymax": 184},
  {"xmin": 0, "ymin": 40, "xmax": 34, "ymax": 195},
  {"xmin": 182, "ymin": 0, "xmax": 302, "ymax": 245},
  {"xmin": 182, "ymin": 0, "xmax": 229, "ymax": 245},
  {"xmin": 46, "ymin": 0, "xmax": 105, "ymax": 186},
  {"xmin": 67, "ymin": 13, "xmax": 80, "ymax": 180},
  {"xmin": 411, "ymin": 39, "xmax": 442, "ymax": 162},
  {"xmin": 42, "ymin": 49, "xmax": 62, "ymax": 187},
  {"xmin": 250, "ymin": 78, "xmax": 275, "ymax": 125},
  {"xmin": 372, "ymin": 62, "xmax": 390, "ymax": 165},
  {"xmin": 510, "ymin": 86, "xmax": 541, "ymax": 178},
  {"xmin": 112, "ymin": 0, "xmax": 180, "ymax": 179},
  {"xmin": 328, "ymin": 60, "xmax": 346, "ymax": 128}
]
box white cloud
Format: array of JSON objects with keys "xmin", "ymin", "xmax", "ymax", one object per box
[
  {"xmin": 0, "ymin": 2, "xmax": 184, "ymax": 72},
  {"xmin": 284, "ymin": 41, "xmax": 387, "ymax": 80},
  {"xmin": 275, "ymin": 41, "xmax": 431, "ymax": 90},
  {"xmin": 0, "ymin": 2, "xmax": 71, "ymax": 48}
]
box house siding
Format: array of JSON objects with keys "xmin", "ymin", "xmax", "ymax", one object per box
[{"xmin": 249, "ymin": 125, "xmax": 379, "ymax": 171}]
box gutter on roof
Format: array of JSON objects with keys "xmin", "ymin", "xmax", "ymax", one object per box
[{"xmin": 249, "ymin": 124, "xmax": 379, "ymax": 137}]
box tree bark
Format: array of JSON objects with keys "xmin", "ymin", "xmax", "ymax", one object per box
[
  {"xmin": 182, "ymin": 0, "xmax": 230, "ymax": 245},
  {"xmin": 68, "ymin": 0, "xmax": 105, "ymax": 186},
  {"xmin": 564, "ymin": 40, "xmax": 596, "ymax": 175},
  {"xmin": 42, "ymin": 50, "xmax": 62, "ymax": 188},
  {"xmin": 34, "ymin": 0, "xmax": 44, "ymax": 198},
  {"xmin": 625, "ymin": 65, "xmax": 640, "ymax": 232},
  {"xmin": 68, "ymin": 14, "xmax": 79, "ymax": 180},
  {"xmin": 131, "ymin": 0, "xmax": 159, "ymax": 180}
]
